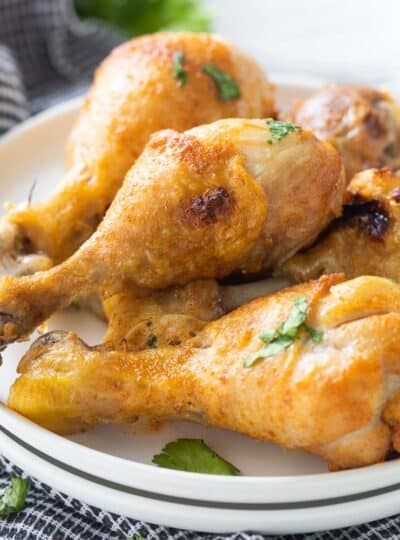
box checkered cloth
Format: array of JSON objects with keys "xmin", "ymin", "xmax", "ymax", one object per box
[
  {"xmin": 0, "ymin": 1, "xmax": 399, "ymax": 539},
  {"xmin": 1, "ymin": 455, "xmax": 400, "ymax": 540},
  {"xmin": 0, "ymin": 0, "xmax": 121, "ymax": 133}
]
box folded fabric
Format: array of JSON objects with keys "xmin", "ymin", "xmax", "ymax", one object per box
[{"xmin": 0, "ymin": 0, "xmax": 120, "ymax": 134}]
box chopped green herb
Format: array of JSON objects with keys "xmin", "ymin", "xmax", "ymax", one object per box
[
  {"xmin": 152, "ymin": 438, "xmax": 240, "ymax": 475},
  {"xmin": 126, "ymin": 536, "xmax": 144, "ymax": 540},
  {"xmin": 0, "ymin": 477, "xmax": 29, "ymax": 519},
  {"xmin": 259, "ymin": 329, "xmax": 276, "ymax": 343},
  {"xmin": 202, "ymin": 65, "xmax": 240, "ymax": 101},
  {"xmin": 244, "ymin": 334, "xmax": 293, "ymax": 368},
  {"xmin": 396, "ymin": 169, "xmax": 400, "ymax": 176},
  {"xmin": 279, "ymin": 296, "xmax": 308, "ymax": 337},
  {"xmin": 147, "ymin": 333, "xmax": 157, "ymax": 348},
  {"xmin": 244, "ymin": 295, "xmax": 323, "ymax": 367},
  {"xmin": 304, "ymin": 323, "xmax": 324, "ymax": 343},
  {"xmin": 172, "ymin": 51, "xmax": 188, "ymax": 87},
  {"xmin": 266, "ymin": 119, "xmax": 301, "ymax": 144}
]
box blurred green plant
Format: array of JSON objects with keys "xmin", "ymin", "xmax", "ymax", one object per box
[{"xmin": 74, "ymin": 0, "xmax": 212, "ymax": 36}]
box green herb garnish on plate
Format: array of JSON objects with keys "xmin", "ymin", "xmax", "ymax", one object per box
[
  {"xmin": 0, "ymin": 477, "xmax": 29, "ymax": 519},
  {"xmin": 152, "ymin": 439, "xmax": 240, "ymax": 475}
]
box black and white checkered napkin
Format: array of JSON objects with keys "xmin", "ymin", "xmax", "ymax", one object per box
[{"xmin": 0, "ymin": 1, "xmax": 399, "ymax": 538}]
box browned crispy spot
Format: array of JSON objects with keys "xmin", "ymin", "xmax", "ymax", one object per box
[
  {"xmin": 342, "ymin": 194, "xmax": 390, "ymax": 239},
  {"xmin": 390, "ymin": 188, "xmax": 400, "ymax": 203},
  {"xmin": 364, "ymin": 111, "xmax": 386, "ymax": 139},
  {"xmin": 183, "ymin": 187, "xmax": 234, "ymax": 226}
]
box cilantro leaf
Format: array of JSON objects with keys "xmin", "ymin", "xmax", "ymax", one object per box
[
  {"xmin": 304, "ymin": 323, "xmax": 324, "ymax": 343},
  {"xmin": 152, "ymin": 439, "xmax": 240, "ymax": 475},
  {"xmin": 202, "ymin": 65, "xmax": 240, "ymax": 101},
  {"xmin": 279, "ymin": 296, "xmax": 308, "ymax": 337},
  {"xmin": 147, "ymin": 333, "xmax": 157, "ymax": 348},
  {"xmin": 244, "ymin": 295, "xmax": 323, "ymax": 367},
  {"xmin": 244, "ymin": 334, "xmax": 293, "ymax": 367},
  {"xmin": 266, "ymin": 119, "xmax": 301, "ymax": 144},
  {"xmin": 0, "ymin": 477, "xmax": 29, "ymax": 519},
  {"xmin": 260, "ymin": 329, "xmax": 277, "ymax": 343},
  {"xmin": 172, "ymin": 51, "xmax": 188, "ymax": 87}
]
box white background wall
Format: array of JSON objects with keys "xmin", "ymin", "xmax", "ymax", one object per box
[{"xmin": 208, "ymin": 0, "xmax": 400, "ymax": 89}]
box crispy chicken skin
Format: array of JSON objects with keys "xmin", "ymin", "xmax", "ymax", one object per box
[
  {"xmin": 290, "ymin": 84, "xmax": 400, "ymax": 179},
  {"xmin": 0, "ymin": 118, "xmax": 344, "ymax": 348},
  {"xmin": 1, "ymin": 32, "xmax": 275, "ymax": 268},
  {"xmin": 9, "ymin": 274, "xmax": 400, "ymax": 471},
  {"xmin": 280, "ymin": 168, "xmax": 400, "ymax": 283},
  {"xmin": 103, "ymin": 277, "xmax": 288, "ymax": 350}
]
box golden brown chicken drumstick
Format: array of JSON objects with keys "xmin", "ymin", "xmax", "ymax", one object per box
[
  {"xmin": 290, "ymin": 84, "xmax": 400, "ymax": 179},
  {"xmin": 0, "ymin": 32, "xmax": 275, "ymax": 271},
  {"xmin": 280, "ymin": 168, "xmax": 400, "ymax": 283},
  {"xmin": 10, "ymin": 274, "xmax": 400, "ymax": 471},
  {"xmin": 103, "ymin": 277, "xmax": 288, "ymax": 351},
  {"xmin": 0, "ymin": 118, "xmax": 344, "ymax": 349}
]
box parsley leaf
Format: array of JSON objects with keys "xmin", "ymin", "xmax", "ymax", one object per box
[
  {"xmin": 172, "ymin": 51, "xmax": 188, "ymax": 87},
  {"xmin": 304, "ymin": 323, "xmax": 324, "ymax": 343},
  {"xmin": 152, "ymin": 439, "xmax": 240, "ymax": 475},
  {"xmin": 266, "ymin": 119, "xmax": 301, "ymax": 144},
  {"xmin": 244, "ymin": 335, "xmax": 293, "ymax": 368},
  {"xmin": 0, "ymin": 477, "xmax": 29, "ymax": 518},
  {"xmin": 202, "ymin": 65, "xmax": 240, "ymax": 101},
  {"xmin": 279, "ymin": 296, "xmax": 308, "ymax": 337},
  {"xmin": 147, "ymin": 333, "xmax": 157, "ymax": 348},
  {"xmin": 244, "ymin": 295, "xmax": 323, "ymax": 367}
]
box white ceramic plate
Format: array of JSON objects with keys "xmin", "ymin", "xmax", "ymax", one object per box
[{"xmin": 1, "ymin": 78, "xmax": 400, "ymax": 534}]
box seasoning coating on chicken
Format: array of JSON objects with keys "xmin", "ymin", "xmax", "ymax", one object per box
[
  {"xmin": 0, "ymin": 118, "xmax": 344, "ymax": 348},
  {"xmin": 103, "ymin": 277, "xmax": 288, "ymax": 350},
  {"xmin": 290, "ymin": 84, "xmax": 400, "ymax": 180},
  {"xmin": 104, "ymin": 280, "xmax": 223, "ymax": 351},
  {"xmin": 2, "ymin": 32, "xmax": 275, "ymax": 267},
  {"xmin": 10, "ymin": 274, "xmax": 400, "ymax": 471},
  {"xmin": 280, "ymin": 168, "xmax": 400, "ymax": 283}
]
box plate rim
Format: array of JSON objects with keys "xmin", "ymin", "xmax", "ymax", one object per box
[
  {"xmin": 2, "ymin": 404, "xmax": 400, "ymax": 505},
  {"xmin": 2, "ymin": 418, "xmax": 400, "ymax": 535}
]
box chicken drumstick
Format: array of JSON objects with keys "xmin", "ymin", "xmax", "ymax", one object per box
[
  {"xmin": 290, "ymin": 84, "xmax": 400, "ymax": 179},
  {"xmin": 103, "ymin": 277, "xmax": 288, "ymax": 351},
  {"xmin": 9, "ymin": 274, "xmax": 400, "ymax": 471},
  {"xmin": 1, "ymin": 32, "xmax": 275, "ymax": 270},
  {"xmin": 0, "ymin": 118, "xmax": 344, "ymax": 349},
  {"xmin": 280, "ymin": 168, "xmax": 400, "ymax": 283}
]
